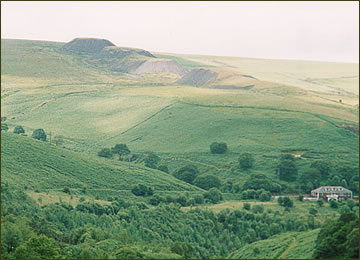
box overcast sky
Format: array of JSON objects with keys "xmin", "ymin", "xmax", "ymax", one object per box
[{"xmin": 1, "ymin": 1, "xmax": 359, "ymax": 63}]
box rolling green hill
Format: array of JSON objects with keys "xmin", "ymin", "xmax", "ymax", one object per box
[
  {"xmin": 1, "ymin": 132, "xmax": 203, "ymax": 201},
  {"xmin": 228, "ymin": 229, "xmax": 320, "ymax": 259},
  {"xmin": 1, "ymin": 38, "xmax": 358, "ymax": 194}
]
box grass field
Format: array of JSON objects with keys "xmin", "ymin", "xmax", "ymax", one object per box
[
  {"xmin": 228, "ymin": 228, "xmax": 320, "ymax": 259},
  {"xmin": 1, "ymin": 38, "xmax": 358, "ymax": 193},
  {"xmin": 1, "ymin": 132, "xmax": 203, "ymax": 201}
]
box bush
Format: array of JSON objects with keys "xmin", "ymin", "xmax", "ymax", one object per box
[
  {"xmin": 297, "ymin": 195, "xmax": 304, "ymax": 202},
  {"xmin": 259, "ymin": 191, "xmax": 271, "ymax": 201},
  {"xmin": 243, "ymin": 203, "xmax": 251, "ymax": 210},
  {"xmin": 111, "ymin": 144, "xmax": 130, "ymax": 160},
  {"xmin": 13, "ymin": 125, "xmax": 25, "ymax": 134},
  {"xmin": 309, "ymin": 207, "xmax": 318, "ymax": 216},
  {"xmin": 32, "ymin": 128, "xmax": 47, "ymax": 141},
  {"xmin": 63, "ymin": 187, "xmax": 71, "ymax": 194},
  {"xmin": 239, "ymin": 153, "xmax": 255, "ymax": 169},
  {"xmin": 193, "ymin": 174, "xmax": 221, "ymax": 190},
  {"xmin": 173, "ymin": 165, "xmax": 199, "ymax": 184},
  {"xmin": 204, "ymin": 188, "xmax": 223, "ymax": 204},
  {"xmin": 157, "ymin": 164, "xmax": 169, "ymax": 173},
  {"xmin": 1, "ymin": 123, "xmax": 8, "ymax": 131},
  {"xmin": 317, "ymin": 199, "xmax": 324, "ymax": 207},
  {"xmin": 176, "ymin": 196, "xmax": 187, "ymax": 206},
  {"xmin": 131, "ymin": 184, "xmax": 153, "ymax": 196},
  {"xmin": 193, "ymin": 195, "xmax": 204, "ymax": 204},
  {"xmin": 252, "ymin": 204, "xmax": 264, "ymax": 214},
  {"xmin": 330, "ymin": 200, "xmax": 338, "ymax": 208},
  {"xmin": 278, "ymin": 160, "xmax": 297, "ymax": 181},
  {"xmin": 278, "ymin": 197, "xmax": 293, "ymax": 209},
  {"xmin": 144, "ymin": 152, "xmax": 160, "ymax": 169},
  {"xmin": 210, "ymin": 142, "xmax": 228, "ymax": 154},
  {"xmin": 97, "ymin": 148, "xmax": 113, "ymax": 159}
]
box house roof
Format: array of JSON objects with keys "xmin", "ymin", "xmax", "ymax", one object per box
[{"xmin": 311, "ymin": 186, "xmax": 352, "ymax": 194}]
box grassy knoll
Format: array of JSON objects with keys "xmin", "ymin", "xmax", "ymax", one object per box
[
  {"xmin": 228, "ymin": 228, "xmax": 320, "ymax": 259},
  {"xmin": 1, "ymin": 132, "xmax": 203, "ymax": 201}
]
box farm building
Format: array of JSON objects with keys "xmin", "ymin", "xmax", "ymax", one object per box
[{"xmin": 311, "ymin": 186, "xmax": 352, "ymax": 201}]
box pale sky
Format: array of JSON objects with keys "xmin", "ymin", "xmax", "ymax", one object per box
[{"xmin": 1, "ymin": 1, "xmax": 359, "ymax": 63}]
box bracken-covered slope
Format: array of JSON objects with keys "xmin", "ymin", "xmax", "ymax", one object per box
[{"xmin": 1, "ymin": 132, "xmax": 203, "ymax": 196}]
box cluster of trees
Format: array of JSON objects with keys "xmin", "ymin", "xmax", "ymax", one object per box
[
  {"xmin": 131, "ymin": 184, "xmax": 154, "ymax": 197},
  {"xmin": 313, "ymin": 212, "xmax": 358, "ymax": 259},
  {"xmin": 98, "ymin": 143, "xmax": 132, "ymax": 160},
  {"xmin": 2, "ymin": 183, "xmax": 331, "ymax": 259},
  {"xmin": 1, "ymin": 122, "xmax": 47, "ymax": 141},
  {"xmin": 277, "ymin": 197, "xmax": 294, "ymax": 210}
]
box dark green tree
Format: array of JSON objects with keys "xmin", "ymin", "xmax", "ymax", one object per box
[
  {"xmin": 204, "ymin": 188, "xmax": 223, "ymax": 204},
  {"xmin": 144, "ymin": 152, "xmax": 160, "ymax": 169},
  {"xmin": 170, "ymin": 242, "xmax": 194, "ymax": 258},
  {"xmin": 277, "ymin": 197, "xmax": 293, "ymax": 209},
  {"xmin": 313, "ymin": 213, "xmax": 358, "ymax": 259},
  {"xmin": 210, "ymin": 142, "xmax": 228, "ymax": 154},
  {"xmin": 1, "ymin": 123, "xmax": 9, "ymax": 131},
  {"xmin": 310, "ymin": 160, "xmax": 331, "ymax": 180},
  {"xmin": 157, "ymin": 164, "xmax": 169, "ymax": 173},
  {"xmin": 13, "ymin": 125, "xmax": 25, "ymax": 134},
  {"xmin": 112, "ymin": 246, "xmax": 144, "ymax": 259},
  {"xmin": 111, "ymin": 144, "xmax": 130, "ymax": 160},
  {"xmin": 173, "ymin": 165, "xmax": 199, "ymax": 184},
  {"xmin": 193, "ymin": 174, "xmax": 221, "ymax": 190},
  {"xmin": 32, "ymin": 128, "xmax": 47, "ymax": 141},
  {"xmin": 278, "ymin": 160, "xmax": 297, "ymax": 181},
  {"xmin": 242, "ymin": 173, "xmax": 272, "ymax": 191},
  {"xmin": 239, "ymin": 153, "xmax": 255, "ymax": 169},
  {"xmin": 13, "ymin": 234, "xmax": 60, "ymax": 259},
  {"xmin": 97, "ymin": 148, "xmax": 113, "ymax": 159},
  {"xmin": 259, "ymin": 191, "xmax": 271, "ymax": 201}
]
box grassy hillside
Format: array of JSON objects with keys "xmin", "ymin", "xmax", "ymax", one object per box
[
  {"xmin": 1, "ymin": 132, "xmax": 203, "ymax": 200},
  {"xmin": 228, "ymin": 229, "xmax": 320, "ymax": 259},
  {"xmin": 1, "ymin": 38, "xmax": 358, "ymax": 193}
]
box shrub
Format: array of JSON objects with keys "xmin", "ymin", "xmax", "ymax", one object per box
[
  {"xmin": 317, "ymin": 199, "xmax": 324, "ymax": 207},
  {"xmin": 243, "ymin": 203, "xmax": 251, "ymax": 210},
  {"xmin": 173, "ymin": 165, "xmax": 199, "ymax": 184},
  {"xmin": 204, "ymin": 188, "xmax": 223, "ymax": 204},
  {"xmin": 210, "ymin": 142, "xmax": 228, "ymax": 154},
  {"xmin": 157, "ymin": 164, "xmax": 169, "ymax": 173},
  {"xmin": 239, "ymin": 153, "xmax": 255, "ymax": 169},
  {"xmin": 97, "ymin": 148, "xmax": 113, "ymax": 159},
  {"xmin": 32, "ymin": 128, "xmax": 47, "ymax": 141},
  {"xmin": 297, "ymin": 195, "xmax": 304, "ymax": 202},
  {"xmin": 193, "ymin": 195, "xmax": 204, "ymax": 204},
  {"xmin": 1, "ymin": 123, "xmax": 8, "ymax": 131},
  {"xmin": 144, "ymin": 152, "xmax": 160, "ymax": 169},
  {"xmin": 278, "ymin": 197, "xmax": 293, "ymax": 209},
  {"xmin": 13, "ymin": 125, "xmax": 25, "ymax": 134},
  {"xmin": 176, "ymin": 196, "xmax": 187, "ymax": 206},
  {"xmin": 259, "ymin": 191, "xmax": 271, "ymax": 201},
  {"xmin": 111, "ymin": 144, "xmax": 130, "ymax": 160},
  {"xmin": 131, "ymin": 184, "xmax": 153, "ymax": 196},
  {"xmin": 193, "ymin": 174, "xmax": 221, "ymax": 190},
  {"xmin": 63, "ymin": 187, "xmax": 70, "ymax": 194},
  {"xmin": 330, "ymin": 200, "xmax": 338, "ymax": 208},
  {"xmin": 278, "ymin": 160, "xmax": 297, "ymax": 181},
  {"xmin": 309, "ymin": 207, "xmax": 318, "ymax": 216},
  {"xmin": 252, "ymin": 204, "xmax": 264, "ymax": 214}
]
